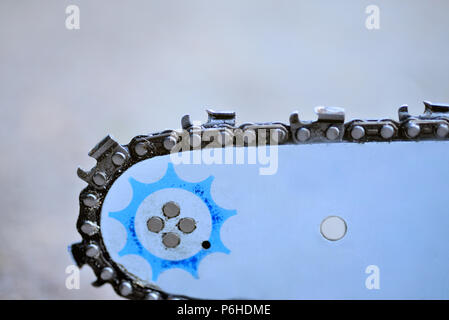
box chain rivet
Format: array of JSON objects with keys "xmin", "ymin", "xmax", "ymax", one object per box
[
  {"xmin": 112, "ymin": 152, "xmax": 126, "ymax": 166},
  {"xmin": 100, "ymin": 267, "xmax": 115, "ymax": 281},
  {"xmin": 82, "ymin": 193, "xmax": 98, "ymax": 207},
  {"xmin": 351, "ymin": 126, "xmax": 365, "ymax": 140},
  {"xmin": 163, "ymin": 136, "xmax": 177, "ymax": 150},
  {"xmin": 145, "ymin": 291, "xmax": 162, "ymax": 300},
  {"xmin": 85, "ymin": 243, "xmax": 100, "ymax": 258},
  {"xmin": 406, "ymin": 121, "xmax": 421, "ymax": 138},
  {"xmin": 219, "ymin": 131, "xmax": 233, "ymax": 146},
  {"xmin": 326, "ymin": 126, "xmax": 340, "ymax": 140},
  {"xmin": 271, "ymin": 128, "xmax": 286, "ymax": 144},
  {"xmin": 134, "ymin": 142, "xmax": 148, "ymax": 156},
  {"xmin": 190, "ymin": 133, "xmax": 202, "ymax": 148},
  {"xmin": 436, "ymin": 123, "xmax": 449, "ymax": 138},
  {"xmin": 380, "ymin": 124, "xmax": 395, "ymax": 139},
  {"xmin": 119, "ymin": 281, "xmax": 133, "ymax": 296},
  {"xmin": 243, "ymin": 129, "xmax": 256, "ymax": 145},
  {"xmin": 296, "ymin": 127, "xmax": 310, "ymax": 142},
  {"xmin": 80, "ymin": 221, "xmax": 99, "ymax": 236},
  {"xmin": 92, "ymin": 172, "xmax": 107, "ymax": 186}
]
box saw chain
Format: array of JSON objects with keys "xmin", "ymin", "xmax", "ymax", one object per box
[{"xmin": 70, "ymin": 101, "xmax": 449, "ymax": 300}]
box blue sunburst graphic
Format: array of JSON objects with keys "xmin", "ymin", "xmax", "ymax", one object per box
[{"xmin": 109, "ymin": 163, "xmax": 236, "ymax": 281}]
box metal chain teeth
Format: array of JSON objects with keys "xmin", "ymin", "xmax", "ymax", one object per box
[{"xmin": 72, "ymin": 101, "xmax": 449, "ymax": 300}]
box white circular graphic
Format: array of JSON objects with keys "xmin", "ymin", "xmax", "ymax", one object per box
[
  {"xmin": 135, "ymin": 188, "xmax": 212, "ymax": 260},
  {"xmin": 320, "ymin": 216, "xmax": 347, "ymax": 241}
]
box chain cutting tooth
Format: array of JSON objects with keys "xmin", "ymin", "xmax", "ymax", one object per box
[
  {"xmin": 77, "ymin": 167, "xmax": 90, "ymax": 182},
  {"xmin": 88, "ymin": 135, "xmax": 117, "ymax": 160},
  {"xmin": 423, "ymin": 100, "xmax": 449, "ymax": 114},
  {"xmin": 181, "ymin": 114, "xmax": 193, "ymax": 129},
  {"xmin": 77, "ymin": 135, "xmax": 129, "ymax": 188},
  {"xmin": 315, "ymin": 106, "xmax": 345, "ymax": 122},
  {"xmin": 205, "ymin": 109, "xmax": 236, "ymax": 127},
  {"xmin": 69, "ymin": 242, "xmax": 86, "ymax": 268},
  {"xmin": 398, "ymin": 105, "xmax": 411, "ymax": 122},
  {"xmin": 290, "ymin": 108, "xmax": 346, "ymax": 143}
]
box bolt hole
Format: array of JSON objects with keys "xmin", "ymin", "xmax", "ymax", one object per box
[
  {"xmin": 202, "ymin": 241, "xmax": 211, "ymax": 249},
  {"xmin": 320, "ymin": 216, "xmax": 347, "ymax": 241}
]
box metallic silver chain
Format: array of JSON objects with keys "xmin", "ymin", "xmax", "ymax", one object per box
[{"xmin": 71, "ymin": 101, "xmax": 449, "ymax": 300}]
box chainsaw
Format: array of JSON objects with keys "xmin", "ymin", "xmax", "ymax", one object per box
[{"xmin": 70, "ymin": 101, "xmax": 449, "ymax": 299}]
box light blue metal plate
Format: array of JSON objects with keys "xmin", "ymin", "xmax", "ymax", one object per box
[{"xmin": 101, "ymin": 141, "xmax": 449, "ymax": 299}]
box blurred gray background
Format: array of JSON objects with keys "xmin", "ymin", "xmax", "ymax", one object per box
[{"xmin": 0, "ymin": 0, "xmax": 448, "ymax": 299}]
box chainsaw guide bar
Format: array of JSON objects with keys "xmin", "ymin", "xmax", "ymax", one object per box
[{"xmin": 71, "ymin": 101, "xmax": 449, "ymax": 300}]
